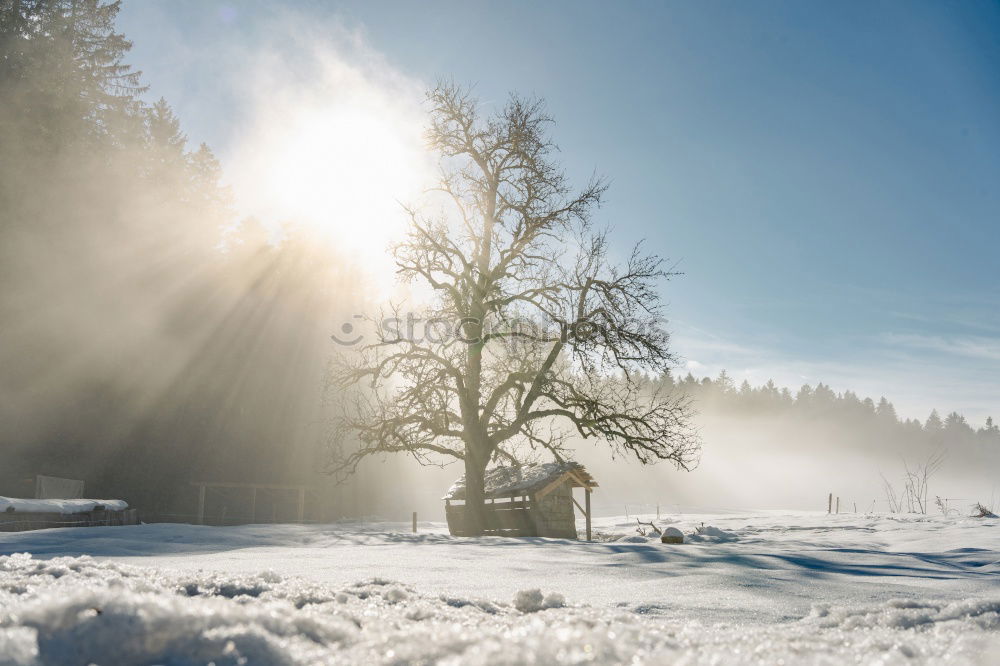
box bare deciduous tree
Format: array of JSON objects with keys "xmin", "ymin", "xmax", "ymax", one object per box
[
  {"xmin": 902, "ymin": 452, "xmax": 944, "ymax": 514},
  {"xmin": 331, "ymin": 83, "xmax": 698, "ymax": 534},
  {"xmin": 880, "ymin": 452, "xmax": 944, "ymax": 514}
]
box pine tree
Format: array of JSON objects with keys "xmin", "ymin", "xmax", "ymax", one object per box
[
  {"xmin": 1, "ymin": 0, "xmax": 146, "ymax": 153},
  {"xmin": 860, "ymin": 397, "xmax": 876, "ymax": 416},
  {"xmin": 875, "ymin": 397, "xmax": 898, "ymax": 424},
  {"xmin": 944, "ymin": 411, "xmax": 970, "ymax": 433},
  {"xmin": 925, "ymin": 410, "xmax": 943, "ymax": 432},
  {"xmin": 715, "ymin": 369, "xmax": 735, "ymax": 394},
  {"xmin": 146, "ymin": 99, "xmax": 187, "ymax": 163}
]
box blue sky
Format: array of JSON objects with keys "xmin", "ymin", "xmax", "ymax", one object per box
[{"xmin": 117, "ymin": 0, "xmax": 1000, "ymax": 422}]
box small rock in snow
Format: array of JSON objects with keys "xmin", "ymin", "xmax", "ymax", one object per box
[
  {"xmin": 514, "ymin": 589, "xmax": 565, "ymax": 612},
  {"xmin": 661, "ymin": 527, "xmax": 684, "ymax": 544},
  {"xmin": 514, "ymin": 588, "xmax": 545, "ymax": 613},
  {"xmin": 542, "ymin": 592, "xmax": 565, "ymax": 609}
]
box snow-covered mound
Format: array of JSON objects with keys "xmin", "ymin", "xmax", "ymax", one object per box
[
  {"xmin": 0, "ymin": 498, "xmax": 128, "ymax": 514},
  {"xmin": 1, "ymin": 553, "xmax": 999, "ymax": 665},
  {"xmin": 687, "ymin": 524, "xmax": 738, "ymax": 543}
]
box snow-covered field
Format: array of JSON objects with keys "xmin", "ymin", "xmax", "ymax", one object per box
[{"xmin": 1, "ymin": 512, "xmax": 998, "ymax": 664}]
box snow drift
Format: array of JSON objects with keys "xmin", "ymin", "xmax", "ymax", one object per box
[{"xmin": 1, "ymin": 553, "xmax": 999, "ymax": 665}]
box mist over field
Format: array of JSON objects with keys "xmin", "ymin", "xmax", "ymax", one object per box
[{"xmin": 357, "ymin": 378, "xmax": 1000, "ymax": 520}]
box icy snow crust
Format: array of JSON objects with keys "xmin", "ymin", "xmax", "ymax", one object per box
[
  {"xmin": 1, "ymin": 511, "xmax": 999, "ymax": 664},
  {"xmin": 0, "ymin": 498, "xmax": 128, "ymax": 514},
  {"xmin": 0, "ymin": 554, "xmax": 998, "ymax": 665}
]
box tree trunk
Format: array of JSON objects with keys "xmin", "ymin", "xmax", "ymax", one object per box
[
  {"xmin": 463, "ymin": 446, "xmax": 489, "ymax": 536},
  {"xmin": 460, "ymin": 174, "xmax": 497, "ymax": 538}
]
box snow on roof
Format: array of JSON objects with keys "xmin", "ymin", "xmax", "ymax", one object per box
[
  {"xmin": 0, "ymin": 497, "xmax": 128, "ymax": 514},
  {"xmin": 443, "ymin": 461, "xmax": 596, "ymax": 500}
]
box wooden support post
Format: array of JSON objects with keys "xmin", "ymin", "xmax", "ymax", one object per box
[
  {"xmin": 585, "ymin": 488, "xmax": 592, "ymax": 541},
  {"xmin": 250, "ymin": 487, "xmax": 257, "ymax": 523},
  {"xmin": 836, "ymin": 496, "xmax": 840, "ymax": 514},
  {"xmin": 197, "ymin": 484, "xmax": 206, "ymax": 525},
  {"xmin": 412, "ymin": 511, "xmax": 417, "ymax": 533},
  {"xmin": 297, "ymin": 487, "xmax": 306, "ymax": 523},
  {"xmin": 828, "ymin": 493, "xmax": 832, "ymax": 514}
]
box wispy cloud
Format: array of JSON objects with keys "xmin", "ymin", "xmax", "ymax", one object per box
[{"xmin": 883, "ymin": 333, "xmax": 1000, "ymax": 363}]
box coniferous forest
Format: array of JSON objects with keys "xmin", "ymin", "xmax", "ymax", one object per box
[
  {"xmin": 1, "ymin": 0, "xmax": 364, "ymax": 517},
  {"xmin": 667, "ymin": 370, "xmax": 999, "ymax": 453}
]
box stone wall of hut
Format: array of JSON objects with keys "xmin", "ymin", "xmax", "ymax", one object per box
[{"xmin": 531, "ymin": 483, "xmax": 577, "ymax": 539}]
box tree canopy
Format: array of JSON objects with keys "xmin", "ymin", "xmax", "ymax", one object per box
[{"xmin": 333, "ymin": 84, "xmax": 698, "ymax": 532}]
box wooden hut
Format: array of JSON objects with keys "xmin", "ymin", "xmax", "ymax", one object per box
[{"xmin": 443, "ymin": 461, "xmax": 597, "ymax": 540}]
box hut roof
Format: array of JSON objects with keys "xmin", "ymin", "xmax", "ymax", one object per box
[{"xmin": 443, "ymin": 461, "xmax": 597, "ymax": 500}]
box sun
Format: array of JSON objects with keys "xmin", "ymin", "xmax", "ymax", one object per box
[
  {"xmin": 268, "ymin": 104, "xmax": 429, "ymax": 248},
  {"xmin": 229, "ymin": 76, "xmax": 433, "ymax": 286}
]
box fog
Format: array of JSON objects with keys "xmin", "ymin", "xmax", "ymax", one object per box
[
  {"xmin": 2, "ymin": 2, "xmax": 995, "ymax": 525},
  {"xmin": 361, "ymin": 374, "xmax": 1000, "ymax": 521},
  {"xmin": 0, "ymin": 3, "xmax": 376, "ymax": 519}
]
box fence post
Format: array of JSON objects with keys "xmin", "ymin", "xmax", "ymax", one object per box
[
  {"xmin": 197, "ymin": 484, "xmax": 206, "ymax": 525},
  {"xmin": 412, "ymin": 511, "xmax": 417, "ymax": 533},
  {"xmin": 836, "ymin": 497, "xmax": 840, "ymax": 514},
  {"xmin": 828, "ymin": 493, "xmax": 832, "ymax": 514}
]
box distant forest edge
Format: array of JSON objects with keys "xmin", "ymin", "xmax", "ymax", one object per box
[{"xmin": 668, "ymin": 370, "xmax": 999, "ymax": 453}]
